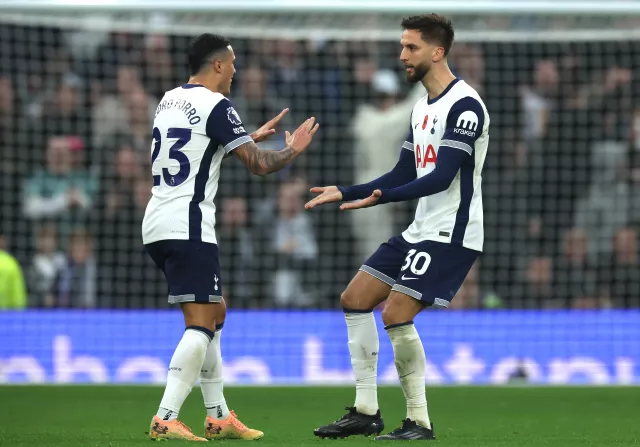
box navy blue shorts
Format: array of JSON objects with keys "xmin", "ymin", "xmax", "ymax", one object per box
[
  {"xmin": 145, "ymin": 240, "xmax": 223, "ymax": 304},
  {"xmin": 361, "ymin": 235, "xmax": 480, "ymax": 308}
]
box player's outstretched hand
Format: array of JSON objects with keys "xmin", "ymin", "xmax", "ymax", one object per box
[
  {"xmin": 251, "ymin": 108, "xmax": 289, "ymax": 143},
  {"xmin": 339, "ymin": 189, "xmax": 382, "ymax": 210},
  {"xmin": 286, "ymin": 117, "xmax": 320, "ymax": 154},
  {"xmin": 305, "ymin": 185, "xmax": 342, "ymax": 210}
]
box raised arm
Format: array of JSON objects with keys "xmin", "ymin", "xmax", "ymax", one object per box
[
  {"xmin": 341, "ymin": 96, "xmax": 487, "ymax": 210},
  {"xmin": 305, "ymin": 125, "xmax": 416, "ymax": 209},
  {"xmin": 233, "ymin": 117, "xmax": 318, "ymax": 176},
  {"xmin": 232, "ymin": 140, "xmax": 295, "ymax": 176},
  {"xmin": 206, "ymin": 98, "xmax": 318, "ymax": 176}
]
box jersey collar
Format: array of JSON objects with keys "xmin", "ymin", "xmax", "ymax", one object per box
[
  {"xmin": 182, "ymin": 83, "xmax": 205, "ymax": 89},
  {"xmin": 427, "ymin": 78, "xmax": 460, "ymax": 105}
]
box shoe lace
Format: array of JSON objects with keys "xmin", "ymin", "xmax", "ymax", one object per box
[
  {"xmin": 388, "ymin": 419, "xmax": 413, "ymax": 435},
  {"xmin": 175, "ymin": 420, "xmax": 194, "ymax": 434},
  {"xmin": 229, "ymin": 411, "xmax": 249, "ymax": 431},
  {"xmin": 332, "ymin": 407, "xmax": 357, "ymax": 424}
]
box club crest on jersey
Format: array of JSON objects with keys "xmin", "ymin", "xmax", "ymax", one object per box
[
  {"xmin": 227, "ymin": 107, "xmax": 242, "ymax": 125},
  {"xmin": 430, "ymin": 116, "xmax": 438, "ymax": 134}
]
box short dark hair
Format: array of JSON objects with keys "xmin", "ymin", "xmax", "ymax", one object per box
[
  {"xmin": 187, "ymin": 33, "xmax": 231, "ymax": 75},
  {"xmin": 401, "ymin": 14, "xmax": 455, "ymax": 56}
]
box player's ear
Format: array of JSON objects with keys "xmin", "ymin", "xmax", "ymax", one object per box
[
  {"xmin": 212, "ymin": 59, "xmax": 223, "ymax": 74},
  {"xmin": 432, "ymin": 46, "xmax": 445, "ymax": 63}
]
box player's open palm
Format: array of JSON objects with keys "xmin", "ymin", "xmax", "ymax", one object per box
[
  {"xmin": 251, "ymin": 108, "xmax": 289, "ymax": 143},
  {"xmin": 305, "ymin": 185, "xmax": 343, "ymax": 210},
  {"xmin": 286, "ymin": 117, "xmax": 319, "ymax": 154}
]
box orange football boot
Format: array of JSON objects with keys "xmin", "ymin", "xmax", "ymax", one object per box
[
  {"xmin": 204, "ymin": 411, "xmax": 264, "ymax": 440},
  {"xmin": 149, "ymin": 415, "xmax": 208, "ymax": 442}
]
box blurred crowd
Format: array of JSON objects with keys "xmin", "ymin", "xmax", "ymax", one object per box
[{"xmin": 0, "ymin": 24, "xmax": 639, "ymax": 310}]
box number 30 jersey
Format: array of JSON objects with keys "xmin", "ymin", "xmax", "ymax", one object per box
[
  {"xmin": 142, "ymin": 84, "xmax": 251, "ymax": 245},
  {"xmin": 403, "ymin": 79, "xmax": 490, "ymax": 252}
]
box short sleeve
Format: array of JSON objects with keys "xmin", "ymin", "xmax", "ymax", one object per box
[
  {"xmin": 402, "ymin": 113, "xmax": 414, "ymax": 151},
  {"xmin": 440, "ymin": 96, "xmax": 485, "ymax": 156},
  {"xmin": 205, "ymin": 98, "xmax": 253, "ymax": 153}
]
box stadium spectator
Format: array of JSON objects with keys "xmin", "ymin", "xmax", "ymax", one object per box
[
  {"xmin": 142, "ymin": 34, "xmax": 175, "ymax": 101},
  {"xmin": 450, "ymin": 263, "xmax": 503, "ymax": 310},
  {"xmin": 218, "ymin": 197, "xmax": 258, "ymax": 306},
  {"xmin": 233, "ymin": 64, "xmax": 291, "ymax": 141},
  {"xmin": 520, "ymin": 256, "xmax": 554, "ymax": 307},
  {"xmin": 598, "ymin": 227, "xmax": 640, "ymax": 308},
  {"xmin": 553, "ymin": 228, "xmax": 599, "ymax": 307},
  {"xmin": 27, "ymin": 225, "xmax": 65, "ymax": 307},
  {"xmin": 0, "ymin": 228, "xmax": 27, "ymax": 309},
  {"xmin": 23, "ymin": 135, "xmax": 99, "ymax": 246},
  {"xmin": 520, "ymin": 60, "xmax": 558, "ymax": 145},
  {"xmin": 272, "ymin": 177, "xmax": 318, "ymax": 307},
  {"xmin": 92, "ymin": 65, "xmax": 156, "ymax": 154},
  {"xmin": 40, "ymin": 76, "xmax": 92, "ymax": 161},
  {"xmin": 350, "ymin": 69, "xmax": 424, "ymax": 262},
  {"xmin": 51, "ymin": 228, "xmax": 97, "ymax": 308}
]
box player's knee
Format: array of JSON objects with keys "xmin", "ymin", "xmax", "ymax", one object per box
[
  {"xmin": 381, "ymin": 303, "xmax": 406, "ymax": 327},
  {"xmin": 340, "ymin": 289, "xmax": 364, "ymax": 311}
]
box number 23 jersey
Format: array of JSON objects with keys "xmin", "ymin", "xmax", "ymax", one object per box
[{"xmin": 142, "ymin": 84, "xmax": 251, "ymax": 245}]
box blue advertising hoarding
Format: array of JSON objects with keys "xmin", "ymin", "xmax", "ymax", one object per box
[{"xmin": 1, "ymin": 310, "xmax": 638, "ymax": 384}]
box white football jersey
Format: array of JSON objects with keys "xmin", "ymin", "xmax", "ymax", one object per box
[
  {"xmin": 402, "ymin": 79, "xmax": 489, "ymax": 252},
  {"xmin": 142, "ymin": 84, "xmax": 252, "ymax": 245}
]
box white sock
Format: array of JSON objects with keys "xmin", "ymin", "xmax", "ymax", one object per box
[
  {"xmin": 200, "ymin": 326, "xmax": 230, "ymax": 420},
  {"xmin": 386, "ymin": 323, "xmax": 431, "ymax": 429},
  {"xmin": 156, "ymin": 328, "xmax": 212, "ymax": 421},
  {"xmin": 345, "ymin": 312, "xmax": 379, "ymax": 416}
]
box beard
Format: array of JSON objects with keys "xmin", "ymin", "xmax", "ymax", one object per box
[{"xmin": 405, "ymin": 62, "xmax": 430, "ymax": 83}]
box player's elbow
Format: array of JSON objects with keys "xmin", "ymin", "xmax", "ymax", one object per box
[{"xmin": 250, "ymin": 166, "xmax": 269, "ymax": 177}]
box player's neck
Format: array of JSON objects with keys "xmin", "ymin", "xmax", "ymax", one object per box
[
  {"xmin": 422, "ymin": 65, "xmax": 456, "ymax": 101},
  {"xmin": 187, "ymin": 76, "xmax": 219, "ymax": 93}
]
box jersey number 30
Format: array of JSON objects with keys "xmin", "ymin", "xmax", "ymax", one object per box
[
  {"xmin": 401, "ymin": 249, "xmax": 432, "ymax": 276},
  {"xmin": 151, "ymin": 127, "xmax": 192, "ymax": 187}
]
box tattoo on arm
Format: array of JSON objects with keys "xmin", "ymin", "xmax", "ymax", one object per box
[{"xmin": 232, "ymin": 141, "xmax": 296, "ymax": 176}]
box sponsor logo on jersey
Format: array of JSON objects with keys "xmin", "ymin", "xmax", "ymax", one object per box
[
  {"xmin": 454, "ymin": 111, "xmax": 478, "ymax": 137},
  {"xmin": 227, "ymin": 107, "xmax": 242, "ymax": 125}
]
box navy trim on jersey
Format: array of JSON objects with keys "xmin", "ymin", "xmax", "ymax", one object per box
[
  {"xmin": 188, "ymin": 139, "xmax": 218, "ymax": 241},
  {"xmin": 427, "ymin": 78, "xmax": 460, "ymax": 105},
  {"xmin": 182, "ymin": 83, "xmax": 206, "ymax": 89},
  {"xmin": 451, "ymin": 157, "xmax": 475, "ymax": 244}
]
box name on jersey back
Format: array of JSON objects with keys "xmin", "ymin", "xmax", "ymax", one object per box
[{"xmin": 155, "ymin": 98, "xmax": 202, "ymax": 125}]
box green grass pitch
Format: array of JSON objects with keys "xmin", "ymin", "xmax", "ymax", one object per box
[{"xmin": 1, "ymin": 386, "xmax": 639, "ymax": 446}]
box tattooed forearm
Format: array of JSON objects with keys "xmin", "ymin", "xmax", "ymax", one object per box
[{"xmin": 233, "ymin": 141, "xmax": 296, "ymax": 176}]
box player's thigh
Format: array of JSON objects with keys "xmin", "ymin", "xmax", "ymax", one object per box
[
  {"xmin": 214, "ymin": 297, "xmax": 227, "ymax": 325},
  {"xmin": 381, "ymin": 290, "xmax": 426, "ymax": 326},
  {"xmin": 341, "ymin": 270, "xmax": 392, "ymax": 310},
  {"xmin": 341, "ymin": 236, "xmax": 408, "ymax": 310},
  {"xmin": 181, "ymin": 302, "xmax": 217, "ymax": 331}
]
